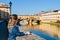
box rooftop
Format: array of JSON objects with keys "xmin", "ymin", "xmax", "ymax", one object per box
[{"xmin": 0, "ymin": 2, "xmax": 9, "ymax": 8}]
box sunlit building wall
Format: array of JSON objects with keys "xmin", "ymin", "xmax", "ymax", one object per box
[
  {"xmin": 41, "ymin": 10, "xmax": 60, "ymax": 22},
  {"xmin": 18, "ymin": 15, "xmax": 41, "ymax": 20},
  {"xmin": 0, "ymin": 2, "xmax": 10, "ymax": 19}
]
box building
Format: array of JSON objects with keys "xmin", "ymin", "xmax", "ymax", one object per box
[
  {"xmin": 40, "ymin": 10, "xmax": 60, "ymax": 22},
  {"xmin": 0, "ymin": 2, "xmax": 10, "ymax": 19},
  {"xmin": 18, "ymin": 15, "xmax": 41, "ymax": 20},
  {"xmin": 18, "ymin": 15, "xmax": 41, "ymax": 25},
  {"xmin": 17, "ymin": 9, "xmax": 60, "ymax": 22}
]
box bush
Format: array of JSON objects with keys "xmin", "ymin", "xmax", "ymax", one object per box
[{"xmin": 56, "ymin": 20, "xmax": 60, "ymax": 23}]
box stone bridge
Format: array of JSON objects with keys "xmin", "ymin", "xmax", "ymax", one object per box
[{"xmin": 18, "ymin": 15, "xmax": 42, "ymax": 25}]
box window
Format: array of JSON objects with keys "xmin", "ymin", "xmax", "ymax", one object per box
[{"xmin": 0, "ymin": 14, "xmax": 1, "ymax": 18}]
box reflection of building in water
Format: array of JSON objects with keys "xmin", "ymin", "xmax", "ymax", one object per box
[
  {"xmin": 0, "ymin": 2, "xmax": 10, "ymax": 19},
  {"xmin": 27, "ymin": 24, "xmax": 39, "ymax": 29}
]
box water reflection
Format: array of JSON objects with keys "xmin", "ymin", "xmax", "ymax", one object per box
[
  {"xmin": 26, "ymin": 24, "xmax": 39, "ymax": 30},
  {"xmin": 26, "ymin": 24, "xmax": 60, "ymax": 38}
]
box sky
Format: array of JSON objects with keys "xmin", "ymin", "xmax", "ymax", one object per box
[{"xmin": 0, "ymin": 0, "xmax": 60, "ymax": 15}]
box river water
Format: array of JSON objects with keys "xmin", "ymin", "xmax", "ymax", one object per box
[{"xmin": 25, "ymin": 24, "xmax": 60, "ymax": 40}]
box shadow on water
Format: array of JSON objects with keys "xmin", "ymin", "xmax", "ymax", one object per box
[{"xmin": 29, "ymin": 30, "xmax": 59, "ymax": 40}]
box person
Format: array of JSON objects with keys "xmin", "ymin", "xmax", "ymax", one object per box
[
  {"xmin": 16, "ymin": 19, "xmax": 21, "ymax": 26},
  {"xmin": 8, "ymin": 14, "xmax": 31, "ymax": 40}
]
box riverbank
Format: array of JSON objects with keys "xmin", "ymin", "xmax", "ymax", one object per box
[
  {"xmin": 16, "ymin": 26, "xmax": 45, "ymax": 40},
  {"xmin": 41, "ymin": 22, "xmax": 60, "ymax": 27}
]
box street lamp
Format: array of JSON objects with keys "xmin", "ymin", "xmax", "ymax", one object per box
[{"xmin": 9, "ymin": 0, "xmax": 12, "ymax": 15}]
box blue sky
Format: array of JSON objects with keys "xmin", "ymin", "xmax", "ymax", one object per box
[{"xmin": 0, "ymin": 0, "xmax": 60, "ymax": 15}]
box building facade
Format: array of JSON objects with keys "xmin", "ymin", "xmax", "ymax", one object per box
[
  {"xmin": 0, "ymin": 2, "xmax": 10, "ymax": 19},
  {"xmin": 17, "ymin": 10, "xmax": 60, "ymax": 22},
  {"xmin": 40, "ymin": 10, "xmax": 60, "ymax": 22},
  {"xmin": 18, "ymin": 15, "xmax": 41, "ymax": 21}
]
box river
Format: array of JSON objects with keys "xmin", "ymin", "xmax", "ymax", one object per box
[{"xmin": 25, "ymin": 24, "xmax": 60, "ymax": 40}]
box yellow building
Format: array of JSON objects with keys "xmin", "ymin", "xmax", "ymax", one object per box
[
  {"xmin": 18, "ymin": 15, "xmax": 41, "ymax": 20},
  {"xmin": 0, "ymin": 2, "xmax": 10, "ymax": 19},
  {"xmin": 17, "ymin": 10, "xmax": 60, "ymax": 22},
  {"xmin": 40, "ymin": 10, "xmax": 60, "ymax": 22}
]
